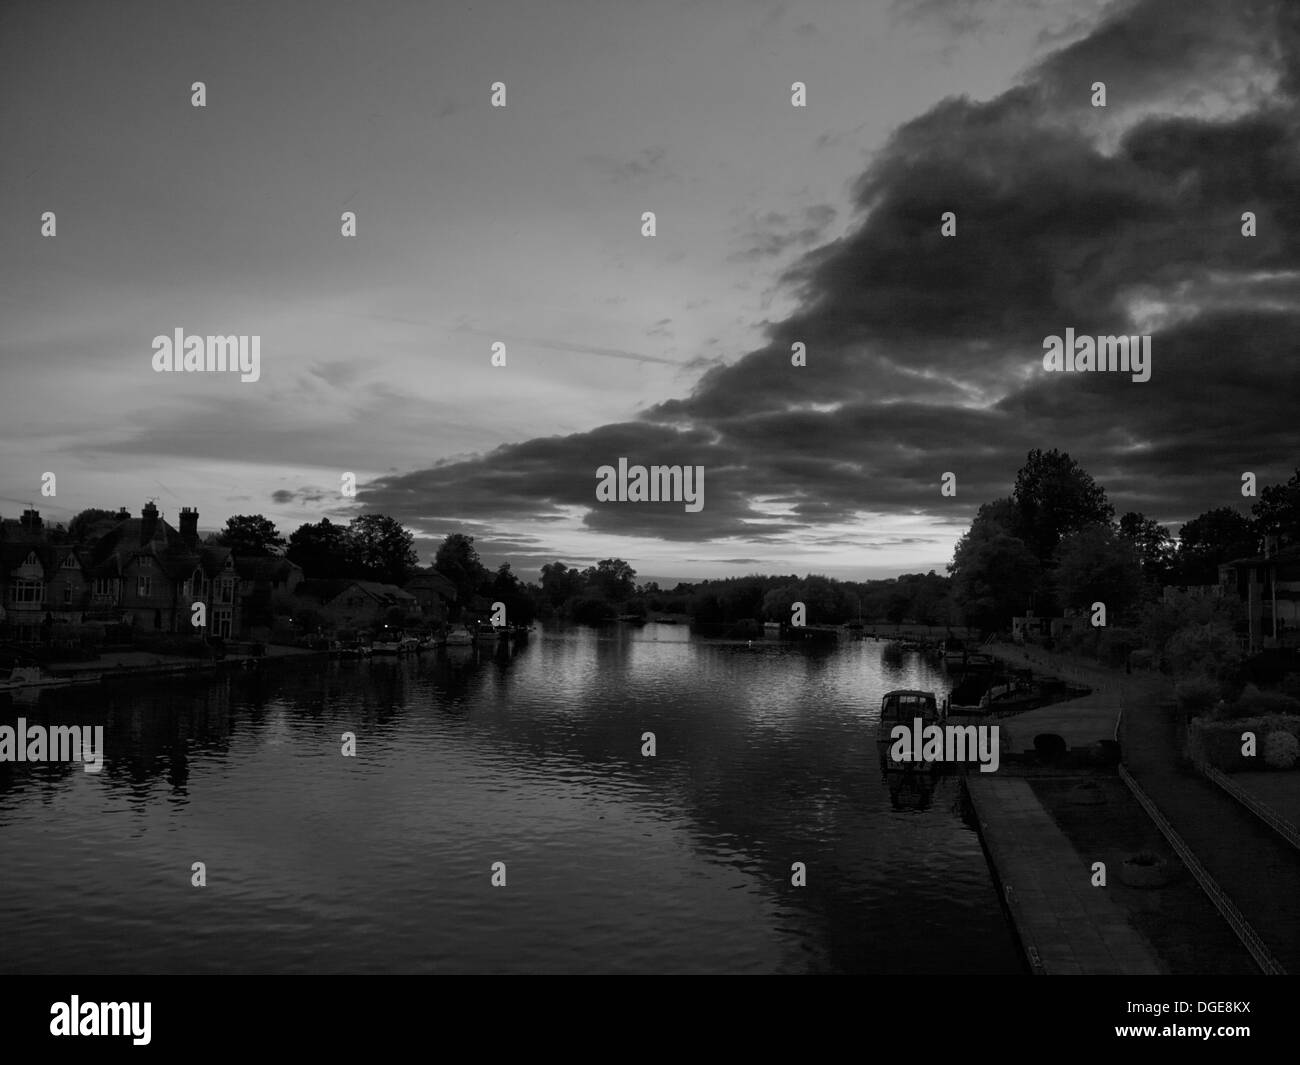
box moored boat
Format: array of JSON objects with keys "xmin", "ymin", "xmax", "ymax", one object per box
[
  {"xmin": 444, "ymin": 627, "xmax": 473, "ymax": 647},
  {"xmin": 877, "ymin": 688, "xmax": 945, "ymax": 771}
]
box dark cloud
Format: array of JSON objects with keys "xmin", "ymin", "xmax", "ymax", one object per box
[{"xmin": 359, "ymin": 0, "xmax": 1300, "ymax": 557}]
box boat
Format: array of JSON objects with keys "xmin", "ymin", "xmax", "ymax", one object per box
[
  {"xmin": 942, "ymin": 637, "xmax": 998, "ymax": 671},
  {"xmin": 372, "ymin": 632, "xmax": 403, "ymax": 654},
  {"xmin": 796, "ymin": 625, "xmax": 840, "ymax": 642},
  {"xmin": 947, "ymin": 673, "xmax": 995, "ymax": 714},
  {"xmin": 473, "ymin": 623, "xmax": 503, "ymax": 645},
  {"xmin": 398, "ymin": 634, "xmax": 420, "ymax": 654},
  {"xmin": 877, "ymin": 689, "xmax": 945, "ymax": 772},
  {"xmin": 879, "ymin": 688, "xmax": 945, "ymax": 727},
  {"xmin": 332, "ymin": 631, "xmax": 371, "ymax": 657},
  {"xmin": 444, "ymin": 627, "xmax": 473, "ymax": 647},
  {"xmin": 615, "ymin": 614, "xmax": 646, "ymax": 625}
]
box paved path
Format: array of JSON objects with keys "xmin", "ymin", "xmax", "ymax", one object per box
[
  {"xmin": 983, "ymin": 643, "xmax": 1166, "ymax": 754},
  {"xmin": 967, "ymin": 776, "xmax": 1163, "ymax": 974}
]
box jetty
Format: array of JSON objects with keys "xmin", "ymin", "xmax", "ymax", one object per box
[{"xmin": 965, "ymin": 775, "xmax": 1163, "ymax": 974}]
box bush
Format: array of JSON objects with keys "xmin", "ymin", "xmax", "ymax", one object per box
[
  {"xmin": 1175, "ymin": 676, "xmax": 1221, "ymax": 717},
  {"xmin": 1187, "ymin": 714, "xmax": 1300, "ymax": 771},
  {"xmin": 1229, "ymin": 684, "xmax": 1300, "ymax": 719},
  {"xmin": 1164, "ymin": 621, "xmax": 1243, "ymax": 685},
  {"xmin": 1264, "ymin": 730, "xmax": 1299, "ymax": 770}
]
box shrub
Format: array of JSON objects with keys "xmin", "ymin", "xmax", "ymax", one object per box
[
  {"xmin": 1229, "ymin": 684, "xmax": 1300, "ymax": 719},
  {"xmin": 1164, "ymin": 621, "xmax": 1243, "ymax": 684},
  {"xmin": 1188, "ymin": 714, "xmax": 1300, "ymax": 771},
  {"xmin": 1264, "ymin": 730, "xmax": 1299, "ymax": 770},
  {"xmin": 1175, "ymin": 676, "xmax": 1221, "ymax": 717},
  {"xmin": 1097, "ymin": 626, "xmax": 1139, "ymax": 669}
]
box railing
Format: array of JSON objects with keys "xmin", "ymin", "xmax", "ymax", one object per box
[
  {"xmin": 1118, "ymin": 764, "xmax": 1286, "ymax": 975},
  {"xmin": 1198, "ymin": 763, "xmax": 1300, "ymax": 855}
]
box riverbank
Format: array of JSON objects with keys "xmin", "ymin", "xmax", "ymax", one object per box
[{"xmin": 45, "ymin": 644, "xmax": 329, "ymax": 682}]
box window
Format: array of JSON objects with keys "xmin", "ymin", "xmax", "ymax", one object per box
[
  {"xmin": 137, "ymin": 576, "xmax": 152, "ymax": 598},
  {"xmin": 137, "ymin": 555, "xmax": 153, "ymax": 568},
  {"xmin": 11, "ymin": 579, "xmax": 42, "ymax": 604},
  {"xmin": 63, "ymin": 585, "xmax": 72, "ymax": 604},
  {"xmin": 94, "ymin": 577, "xmax": 114, "ymax": 597},
  {"xmin": 220, "ymin": 579, "xmax": 233, "ymax": 604}
]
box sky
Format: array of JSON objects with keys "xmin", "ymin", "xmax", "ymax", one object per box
[{"xmin": 2, "ymin": 0, "xmax": 1296, "ymax": 583}]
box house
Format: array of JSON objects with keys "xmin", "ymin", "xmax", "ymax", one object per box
[
  {"xmin": 1012, "ymin": 614, "xmax": 1052, "ymax": 644},
  {"xmin": 236, "ymin": 555, "xmax": 304, "ymax": 633},
  {"xmin": 404, "ymin": 568, "xmax": 457, "ymax": 622},
  {"xmin": 84, "ymin": 503, "xmax": 241, "ymax": 637},
  {"xmin": 1219, "ymin": 542, "xmax": 1300, "ymax": 653},
  {"xmin": 1162, "ymin": 584, "xmax": 1223, "ymax": 603},
  {"xmin": 0, "ymin": 509, "xmax": 59, "ymax": 642},
  {"xmin": 294, "ymin": 579, "xmax": 419, "ymax": 631}
]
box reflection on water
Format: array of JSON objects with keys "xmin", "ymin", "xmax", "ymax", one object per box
[{"xmin": 0, "ymin": 624, "xmax": 1022, "ymax": 974}]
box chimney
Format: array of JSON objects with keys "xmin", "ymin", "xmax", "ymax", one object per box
[
  {"xmin": 116, "ymin": 507, "xmax": 130, "ymax": 521},
  {"xmin": 19, "ymin": 508, "xmax": 42, "ymax": 535},
  {"xmin": 179, "ymin": 506, "xmax": 199, "ymax": 548},
  {"xmin": 141, "ymin": 501, "xmax": 159, "ymax": 544}
]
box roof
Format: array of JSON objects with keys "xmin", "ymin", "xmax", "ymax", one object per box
[
  {"xmin": 235, "ymin": 555, "xmax": 301, "ymax": 581},
  {"xmin": 296, "ymin": 579, "xmax": 416, "ymax": 606},
  {"xmin": 85, "ymin": 513, "xmax": 232, "ymax": 579},
  {"xmin": 1224, "ymin": 544, "xmax": 1300, "ymax": 568},
  {"xmin": 405, "ymin": 569, "xmax": 458, "ymax": 601}
]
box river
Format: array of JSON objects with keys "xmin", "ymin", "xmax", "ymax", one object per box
[{"xmin": 0, "ymin": 623, "xmax": 1022, "ymax": 974}]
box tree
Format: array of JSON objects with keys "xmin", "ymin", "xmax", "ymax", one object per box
[
  {"xmin": 583, "ymin": 559, "xmax": 637, "ymax": 603},
  {"xmin": 1118, "ymin": 511, "xmax": 1174, "ymax": 585},
  {"xmin": 1252, "ymin": 468, "xmax": 1300, "ymax": 547},
  {"xmin": 67, "ymin": 508, "xmax": 120, "ymax": 544},
  {"xmin": 286, "ymin": 518, "xmax": 352, "ymax": 579},
  {"xmin": 348, "ymin": 514, "xmax": 419, "ymax": 585},
  {"xmin": 489, "ymin": 563, "xmax": 535, "ymax": 624},
  {"xmin": 1011, "ymin": 449, "xmax": 1114, "ymax": 563},
  {"xmin": 1053, "ymin": 524, "xmax": 1145, "ymax": 620},
  {"xmin": 435, "ymin": 533, "xmax": 490, "ymax": 609},
  {"xmin": 217, "ymin": 515, "xmax": 285, "ymax": 556},
  {"xmin": 950, "ymin": 501, "xmax": 1041, "ymax": 634},
  {"xmin": 539, "ymin": 562, "xmax": 585, "ymax": 611},
  {"xmin": 1175, "ymin": 507, "xmax": 1257, "ymax": 585}
]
